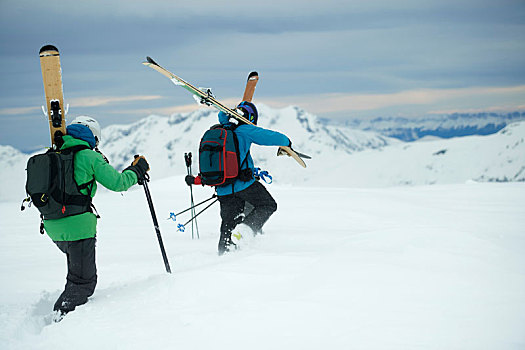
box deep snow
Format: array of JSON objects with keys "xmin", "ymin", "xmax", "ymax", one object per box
[{"xmin": 1, "ymin": 179, "xmax": 524, "ymax": 349}]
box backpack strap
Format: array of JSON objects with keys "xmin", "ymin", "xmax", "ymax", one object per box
[
  {"xmin": 71, "ymin": 145, "xmax": 96, "ymax": 200},
  {"xmin": 61, "ymin": 144, "xmax": 91, "ymax": 155},
  {"xmin": 229, "ymin": 126, "xmax": 254, "ymax": 193},
  {"xmin": 231, "ymin": 128, "xmax": 252, "ymax": 179},
  {"xmin": 54, "ymin": 144, "xmax": 94, "ymax": 208}
]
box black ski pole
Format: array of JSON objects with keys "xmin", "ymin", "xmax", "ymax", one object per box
[
  {"xmin": 185, "ymin": 152, "xmax": 199, "ymax": 239},
  {"xmin": 170, "ymin": 194, "xmax": 217, "ymax": 218},
  {"xmin": 138, "ymin": 171, "xmax": 171, "ymax": 274},
  {"xmin": 182, "ymin": 198, "xmax": 219, "ymax": 227}
]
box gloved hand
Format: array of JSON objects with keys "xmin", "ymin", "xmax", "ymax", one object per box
[
  {"xmin": 277, "ymin": 147, "xmax": 288, "ymax": 156},
  {"xmin": 125, "ymin": 155, "xmax": 150, "ymax": 182},
  {"xmin": 185, "ymin": 175, "xmax": 195, "ymax": 186},
  {"xmin": 277, "ymin": 140, "xmax": 292, "ymax": 157}
]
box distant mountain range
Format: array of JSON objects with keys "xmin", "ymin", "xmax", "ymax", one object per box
[
  {"xmin": 98, "ymin": 105, "xmax": 397, "ymax": 174},
  {"xmin": 332, "ymin": 111, "xmax": 525, "ymax": 141},
  {"xmin": 1, "ymin": 106, "xmax": 524, "ymax": 201}
]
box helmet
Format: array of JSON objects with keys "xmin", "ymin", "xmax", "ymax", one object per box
[
  {"xmin": 237, "ymin": 101, "xmax": 258, "ymax": 125},
  {"xmin": 70, "ymin": 116, "xmax": 101, "ymax": 146}
]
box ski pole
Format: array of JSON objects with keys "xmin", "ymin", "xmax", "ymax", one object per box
[
  {"xmin": 170, "ymin": 194, "xmax": 217, "ymax": 219},
  {"xmin": 182, "ymin": 197, "xmax": 219, "ymax": 227},
  {"xmin": 185, "ymin": 152, "xmax": 199, "ymax": 239},
  {"xmin": 138, "ymin": 171, "xmax": 171, "ymax": 274}
]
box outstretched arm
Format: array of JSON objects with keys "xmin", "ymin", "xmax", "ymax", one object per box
[
  {"xmin": 90, "ymin": 153, "xmax": 139, "ymax": 192},
  {"xmin": 237, "ymin": 124, "xmax": 290, "ymax": 147}
]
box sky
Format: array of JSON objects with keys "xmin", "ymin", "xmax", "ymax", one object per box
[{"xmin": 0, "ymin": 0, "xmax": 524, "ymax": 151}]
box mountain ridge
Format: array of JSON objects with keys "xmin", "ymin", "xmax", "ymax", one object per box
[
  {"xmin": 1, "ymin": 106, "xmax": 524, "ymax": 201},
  {"xmin": 334, "ymin": 111, "xmax": 525, "ymax": 141}
]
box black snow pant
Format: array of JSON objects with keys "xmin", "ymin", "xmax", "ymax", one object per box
[
  {"xmin": 218, "ymin": 181, "xmax": 277, "ymax": 239},
  {"xmin": 53, "ymin": 237, "xmax": 97, "ymax": 314}
]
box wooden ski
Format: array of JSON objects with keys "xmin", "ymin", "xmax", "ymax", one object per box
[
  {"xmin": 242, "ymin": 71, "xmax": 259, "ymax": 103},
  {"xmin": 39, "ymin": 45, "xmax": 66, "ymax": 148},
  {"xmin": 238, "ymin": 71, "xmax": 310, "ymax": 167}
]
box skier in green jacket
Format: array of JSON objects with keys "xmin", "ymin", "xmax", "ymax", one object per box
[{"xmin": 45, "ymin": 116, "xmax": 149, "ymax": 321}]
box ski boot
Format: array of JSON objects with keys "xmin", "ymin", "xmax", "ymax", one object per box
[{"xmin": 218, "ymin": 232, "xmax": 237, "ymax": 256}]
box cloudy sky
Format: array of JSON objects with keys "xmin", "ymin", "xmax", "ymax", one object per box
[{"xmin": 1, "ymin": 0, "xmax": 524, "ymax": 150}]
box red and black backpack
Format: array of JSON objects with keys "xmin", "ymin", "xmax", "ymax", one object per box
[{"xmin": 198, "ymin": 124, "xmax": 251, "ymax": 186}]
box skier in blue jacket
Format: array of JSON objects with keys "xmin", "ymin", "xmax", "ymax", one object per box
[{"xmin": 186, "ymin": 102, "xmax": 291, "ymax": 255}]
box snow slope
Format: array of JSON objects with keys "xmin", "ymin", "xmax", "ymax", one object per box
[
  {"xmin": 1, "ymin": 181, "xmax": 524, "ymax": 349},
  {"xmin": 331, "ymin": 121, "xmax": 525, "ymax": 186},
  {"xmin": 0, "ymin": 145, "xmax": 31, "ymax": 201}
]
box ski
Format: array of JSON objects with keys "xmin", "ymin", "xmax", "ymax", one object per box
[
  {"xmin": 39, "ymin": 45, "xmax": 66, "ymax": 148},
  {"xmin": 142, "ymin": 57, "xmax": 310, "ymax": 168},
  {"xmin": 239, "ymin": 71, "xmax": 311, "ymax": 165},
  {"xmin": 142, "ymin": 56, "xmax": 250, "ymax": 122},
  {"xmin": 242, "ymin": 71, "xmax": 259, "ymax": 103},
  {"xmin": 278, "ymin": 147, "xmax": 312, "ymax": 160},
  {"xmin": 239, "ymin": 71, "xmax": 310, "ymax": 165}
]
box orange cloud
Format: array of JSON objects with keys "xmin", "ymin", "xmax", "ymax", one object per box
[
  {"xmin": 260, "ymin": 85, "xmax": 525, "ymax": 114},
  {"xmin": 69, "ymin": 95, "xmax": 163, "ymax": 107}
]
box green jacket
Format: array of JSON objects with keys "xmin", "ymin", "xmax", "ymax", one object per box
[{"xmin": 43, "ymin": 135, "xmax": 138, "ymax": 241}]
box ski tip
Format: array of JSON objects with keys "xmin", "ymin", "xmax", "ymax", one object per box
[
  {"xmin": 297, "ymin": 152, "xmax": 312, "ymax": 160},
  {"xmin": 145, "ymin": 56, "xmax": 158, "ymax": 65},
  {"xmin": 39, "ymin": 44, "xmax": 59, "ymax": 54},
  {"xmin": 248, "ymin": 71, "xmax": 259, "ymax": 80}
]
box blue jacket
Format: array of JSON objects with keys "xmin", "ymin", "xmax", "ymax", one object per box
[{"xmin": 215, "ymin": 111, "xmax": 290, "ymax": 196}]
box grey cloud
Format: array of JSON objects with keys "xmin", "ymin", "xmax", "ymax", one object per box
[{"xmin": 1, "ymin": 0, "xmax": 524, "ymax": 150}]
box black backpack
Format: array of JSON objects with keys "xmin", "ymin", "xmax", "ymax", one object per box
[
  {"xmin": 198, "ymin": 124, "xmax": 251, "ymax": 186},
  {"xmin": 25, "ymin": 145, "xmax": 95, "ymax": 220}
]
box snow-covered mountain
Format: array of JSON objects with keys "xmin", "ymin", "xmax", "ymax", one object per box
[
  {"xmin": 341, "ymin": 111, "xmax": 525, "ymax": 141},
  {"xmin": 98, "ymin": 104, "xmax": 396, "ymax": 175},
  {"xmin": 1, "ymin": 105, "xmax": 524, "ymax": 202},
  {"xmin": 338, "ymin": 121, "xmax": 525, "ymax": 186}
]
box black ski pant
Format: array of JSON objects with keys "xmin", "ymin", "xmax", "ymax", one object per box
[
  {"xmin": 53, "ymin": 237, "xmax": 97, "ymax": 314},
  {"xmin": 218, "ymin": 181, "xmax": 277, "ymax": 238}
]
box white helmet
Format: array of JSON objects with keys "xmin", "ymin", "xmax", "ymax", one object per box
[{"xmin": 70, "ymin": 116, "xmax": 101, "ymax": 146}]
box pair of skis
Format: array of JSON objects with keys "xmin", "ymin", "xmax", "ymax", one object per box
[{"xmin": 142, "ymin": 57, "xmax": 311, "ymax": 168}]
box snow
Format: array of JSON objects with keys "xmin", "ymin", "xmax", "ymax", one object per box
[{"xmin": 1, "ymin": 179, "xmax": 524, "ymax": 349}]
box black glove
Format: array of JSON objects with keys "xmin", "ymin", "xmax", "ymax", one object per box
[
  {"xmin": 125, "ymin": 156, "xmax": 150, "ymax": 182},
  {"xmin": 277, "ymin": 139, "xmax": 292, "ymax": 156},
  {"xmin": 185, "ymin": 175, "xmax": 195, "ymax": 186}
]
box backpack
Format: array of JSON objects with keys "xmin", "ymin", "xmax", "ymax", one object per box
[
  {"xmin": 25, "ymin": 145, "xmax": 95, "ymax": 220},
  {"xmin": 198, "ymin": 124, "xmax": 251, "ymax": 186}
]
